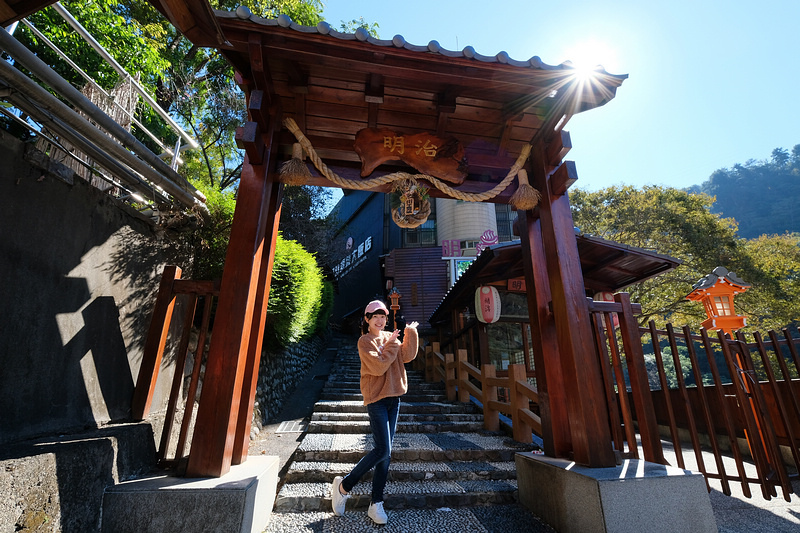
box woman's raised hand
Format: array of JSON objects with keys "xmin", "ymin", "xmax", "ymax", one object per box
[
  {"xmin": 407, "ymin": 321, "xmax": 419, "ymax": 329},
  {"xmin": 388, "ymin": 329, "xmax": 400, "ymax": 343}
]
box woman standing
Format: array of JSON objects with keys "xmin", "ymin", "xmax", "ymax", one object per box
[{"xmin": 331, "ymin": 299, "xmax": 419, "ymax": 524}]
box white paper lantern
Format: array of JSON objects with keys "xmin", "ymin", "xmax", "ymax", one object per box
[{"xmin": 475, "ymin": 285, "xmax": 501, "ymax": 324}]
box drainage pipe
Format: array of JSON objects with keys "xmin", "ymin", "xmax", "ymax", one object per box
[
  {"xmin": 0, "ymin": 62, "xmax": 198, "ymax": 208},
  {"xmin": 0, "ymin": 85, "xmax": 172, "ymax": 204},
  {"xmin": 0, "ymin": 26, "xmax": 206, "ymax": 205}
]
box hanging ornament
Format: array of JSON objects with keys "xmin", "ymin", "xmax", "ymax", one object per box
[
  {"xmin": 278, "ymin": 143, "xmax": 312, "ymax": 186},
  {"xmin": 509, "ymin": 169, "xmax": 541, "ymax": 211},
  {"xmin": 391, "ymin": 178, "xmax": 431, "ymax": 228}
]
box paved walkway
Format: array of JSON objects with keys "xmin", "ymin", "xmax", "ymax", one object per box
[{"xmin": 249, "ymin": 335, "xmax": 800, "ymax": 532}]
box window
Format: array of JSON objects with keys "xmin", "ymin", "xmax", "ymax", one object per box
[
  {"xmin": 713, "ymin": 295, "xmax": 732, "ymax": 316},
  {"xmin": 495, "ymin": 204, "xmax": 517, "ymax": 242}
]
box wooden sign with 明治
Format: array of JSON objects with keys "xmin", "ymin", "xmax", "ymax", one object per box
[{"xmin": 354, "ymin": 128, "xmax": 468, "ymax": 185}]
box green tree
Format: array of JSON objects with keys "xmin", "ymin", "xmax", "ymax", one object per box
[
  {"xmin": 571, "ymin": 185, "xmax": 742, "ymax": 327},
  {"xmin": 689, "ymin": 145, "xmax": 800, "ymax": 238},
  {"xmin": 570, "ymin": 185, "xmax": 800, "ymax": 332},
  {"xmin": 736, "ymin": 233, "xmax": 800, "ymax": 331}
]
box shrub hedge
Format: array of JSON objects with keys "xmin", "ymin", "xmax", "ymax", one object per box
[{"xmin": 265, "ymin": 233, "xmax": 331, "ymax": 347}]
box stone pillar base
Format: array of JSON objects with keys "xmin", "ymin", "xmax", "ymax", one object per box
[
  {"xmin": 515, "ymin": 452, "xmax": 717, "ymax": 533},
  {"xmin": 101, "ymin": 455, "xmax": 279, "ymax": 533}
]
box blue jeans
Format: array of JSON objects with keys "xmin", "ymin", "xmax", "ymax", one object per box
[{"xmin": 341, "ymin": 396, "xmax": 400, "ymax": 503}]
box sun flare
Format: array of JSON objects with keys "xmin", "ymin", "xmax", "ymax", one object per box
[{"xmin": 563, "ymin": 39, "xmax": 619, "ymax": 75}]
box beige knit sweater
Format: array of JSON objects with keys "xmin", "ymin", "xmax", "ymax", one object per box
[{"xmin": 357, "ymin": 327, "xmax": 419, "ymax": 405}]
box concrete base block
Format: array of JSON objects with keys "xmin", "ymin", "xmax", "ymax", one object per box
[
  {"xmin": 516, "ymin": 452, "xmax": 717, "ymax": 533},
  {"xmin": 101, "ymin": 455, "xmax": 279, "ymax": 533}
]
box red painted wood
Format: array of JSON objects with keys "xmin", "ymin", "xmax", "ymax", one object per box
[
  {"xmin": 615, "ymin": 292, "xmax": 666, "ymax": 464},
  {"xmin": 529, "ymin": 143, "xmax": 615, "ymax": 467},
  {"xmin": 158, "ymin": 296, "xmax": 198, "ymax": 463},
  {"xmin": 131, "ymin": 265, "xmax": 181, "ymax": 419},
  {"xmin": 517, "ymin": 209, "xmax": 571, "ymax": 458},
  {"xmin": 186, "ymin": 145, "xmax": 273, "ymax": 477},
  {"xmin": 232, "ymin": 176, "xmax": 283, "ymax": 465}
]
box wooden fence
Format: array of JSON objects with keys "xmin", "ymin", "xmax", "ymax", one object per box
[
  {"xmin": 131, "ymin": 265, "xmax": 219, "ymax": 469},
  {"xmin": 420, "ymin": 293, "xmax": 800, "ymax": 501}
]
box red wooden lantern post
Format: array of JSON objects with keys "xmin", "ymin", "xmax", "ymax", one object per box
[
  {"xmin": 687, "ymin": 266, "xmax": 770, "ymax": 466},
  {"xmin": 686, "ymin": 266, "xmax": 751, "ymax": 337},
  {"xmin": 388, "ymin": 287, "xmax": 401, "ymax": 330}
]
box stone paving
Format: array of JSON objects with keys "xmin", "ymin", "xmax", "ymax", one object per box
[
  {"xmin": 257, "ymin": 338, "xmax": 800, "ymax": 532},
  {"xmin": 264, "ymin": 341, "xmax": 554, "ymax": 532}
]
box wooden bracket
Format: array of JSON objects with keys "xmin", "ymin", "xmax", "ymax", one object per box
[
  {"xmin": 286, "ymin": 61, "xmax": 309, "ymax": 94},
  {"xmin": 248, "ymin": 33, "xmax": 272, "ymax": 94},
  {"xmin": 550, "ymin": 160, "xmax": 578, "ymax": 196},
  {"xmin": 235, "ymin": 121, "xmax": 265, "ymax": 165},
  {"xmin": 546, "ymin": 130, "xmax": 572, "ymax": 167},
  {"xmin": 365, "ymin": 73, "xmax": 384, "ymax": 104},
  {"xmin": 248, "ymin": 90, "xmax": 270, "ymax": 131}
]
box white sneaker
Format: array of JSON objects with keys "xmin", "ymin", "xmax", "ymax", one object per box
[
  {"xmin": 368, "ymin": 501, "xmax": 388, "ymax": 525},
  {"xmin": 331, "ymin": 476, "xmax": 349, "ymax": 516}
]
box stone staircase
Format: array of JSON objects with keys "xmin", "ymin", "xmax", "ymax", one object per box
[{"xmin": 265, "ymin": 341, "xmax": 554, "ymax": 532}]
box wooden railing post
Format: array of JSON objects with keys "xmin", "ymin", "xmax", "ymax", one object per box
[
  {"xmin": 615, "ymin": 292, "xmax": 665, "ymax": 464},
  {"xmin": 482, "ymin": 364, "xmax": 499, "ymax": 431},
  {"xmin": 509, "ymin": 363, "xmax": 532, "ymax": 443},
  {"xmin": 445, "ymin": 352, "xmax": 456, "ymax": 401},
  {"xmin": 132, "ymin": 265, "xmax": 182, "ymax": 419},
  {"xmin": 426, "ymin": 342, "xmax": 438, "ymax": 382},
  {"xmin": 457, "ymin": 349, "xmax": 469, "ymax": 403}
]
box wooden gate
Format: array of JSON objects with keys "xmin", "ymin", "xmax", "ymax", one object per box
[{"xmin": 590, "ymin": 294, "xmax": 800, "ymax": 501}]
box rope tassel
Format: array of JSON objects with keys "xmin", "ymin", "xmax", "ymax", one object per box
[
  {"xmin": 280, "ymin": 116, "xmax": 535, "ymax": 208},
  {"xmin": 509, "ymin": 169, "xmax": 541, "ymax": 211},
  {"xmin": 278, "ymin": 143, "xmax": 312, "ymax": 185}
]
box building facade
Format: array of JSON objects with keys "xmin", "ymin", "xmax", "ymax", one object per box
[{"xmin": 328, "ymin": 190, "xmax": 518, "ymax": 331}]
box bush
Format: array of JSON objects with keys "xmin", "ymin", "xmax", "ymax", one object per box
[
  {"xmin": 265, "ymin": 234, "xmax": 325, "ymax": 347},
  {"xmin": 315, "ymin": 280, "xmax": 335, "ymax": 335}
]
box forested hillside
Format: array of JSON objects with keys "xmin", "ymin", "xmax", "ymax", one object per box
[{"xmin": 688, "ymin": 145, "xmax": 800, "ymax": 238}]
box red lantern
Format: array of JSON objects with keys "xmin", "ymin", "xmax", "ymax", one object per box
[
  {"xmin": 475, "ymin": 286, "xmax": 501, "ymax": 324},
  {"xmin": 594, "ymin": 291, "xmax": 619, "ymax": 328}
]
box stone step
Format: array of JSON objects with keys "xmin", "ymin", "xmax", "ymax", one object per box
[
  {"xmin": 308, "ymin": 419, "xmax": 485, "ymax": 434},
  {"xmin": 264, "ymin": 504, "xmax": 554, "ymax": 532},
  {"xmin": 311, "ymin": 412, "xmax": 484, "ymax": 423},
  {"xmin": 324, "ymin": 377, "xmax": 432, "ymax": 387},
  {"xmin": 322, "ymin": 380, "xmax": 441, "ymax": 390},
  {"xmin": 293, "ymin": 432, "xmax": 534, "ymax": 463},
  {"xmin": 284, "ymin": 460, "xmax": 518, "ymax": 484},
  {"xmin": 319, "ymin": 392, "xmax": 447, "ymax": 402},
  {"xmin": 313, "ymin": 400, "xmax": 480, "ymax": 415},
  {"xmin": 274, "ymin": 478, "xmax": 520, "ymax": 512}
]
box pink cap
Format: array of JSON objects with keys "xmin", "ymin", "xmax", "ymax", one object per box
[{"xmin": 364, "ymin": 300, "xmax": 389, "ymax": 315}]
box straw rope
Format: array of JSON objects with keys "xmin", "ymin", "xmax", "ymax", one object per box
[{"xmin": 282, "ymin": 117, "xmax": 532, "ymax": 202}]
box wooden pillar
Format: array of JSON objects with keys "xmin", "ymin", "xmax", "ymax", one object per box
[
  {"xmin": 524, "ymin": 143, "xmax": 615, "ymax": 468},
  {"xmin": 232, "ymin": 176, "xmax": 283, "ymax": 465},
  {"xmin": 186, "ymin": 113, "xmax": 278, "ymax": 477},
  {"xmin": 518, "ymin": 210, "xmax": 570, "ymax": 458}
]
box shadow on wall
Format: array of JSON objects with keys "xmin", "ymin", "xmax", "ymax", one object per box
[{"xmin": 0, "ymin": 132, "xmax": 191, "ymax": 447}]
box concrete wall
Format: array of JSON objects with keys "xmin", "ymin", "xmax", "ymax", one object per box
[{"xmin": 0, "ymin": 130, "xmax": 193, "ymax": 446}]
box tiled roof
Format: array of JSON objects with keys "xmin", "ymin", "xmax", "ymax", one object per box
[
  {"xmin": 218, "ymin": 7, "xmax": 619, "ymax": 75},
  {"xmin": 691, "ymin": 266, "xmax": 751, "ymax": 291}
]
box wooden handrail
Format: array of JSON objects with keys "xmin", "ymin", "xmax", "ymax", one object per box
[{"xmin": 422, "ymin": 342, "xmax": 536, "ymax": 443}]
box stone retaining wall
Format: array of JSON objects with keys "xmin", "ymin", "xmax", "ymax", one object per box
[{"xmin": 252, "ymin": 334, "xmax": 328, "ymax": 432}]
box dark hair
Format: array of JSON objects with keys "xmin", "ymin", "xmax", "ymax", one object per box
[{"xmin": 361, "ymin": 310, "xmax": 387, "ymax": 334}]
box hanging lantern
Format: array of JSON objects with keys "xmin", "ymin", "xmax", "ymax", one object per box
[
  {"xmin": 475, "ymin": 285, "xmax": 501, "ymax": 324},
  {"xmin": 594, "ymin": 291, "xmax": 619, "ymax": 328}
]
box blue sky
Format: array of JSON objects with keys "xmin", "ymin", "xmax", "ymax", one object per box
[{"xmin": 320, "ymin": 0, "xmax": 800, "ymax": 193}]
